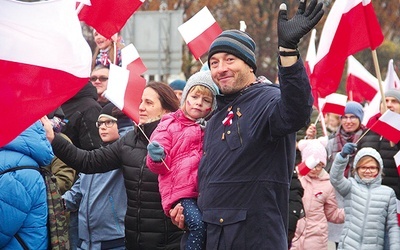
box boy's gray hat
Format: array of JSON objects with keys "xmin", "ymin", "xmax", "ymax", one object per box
[{"xmin": 181, "ymin": 71, "xmax": 218, "ymax": 112}]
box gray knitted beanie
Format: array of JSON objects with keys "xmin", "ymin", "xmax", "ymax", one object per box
[{"xmin": 181, "ymin": 71, "xmax": 218, "ymax": 112}]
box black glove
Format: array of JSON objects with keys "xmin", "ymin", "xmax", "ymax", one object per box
[
  {"xmin": 340, "ymin": 143, "xmax": 357, "ymax": 158},
  {"xmin": 278, "ymin": 0, "xmax": 324, "ymax": 49}
]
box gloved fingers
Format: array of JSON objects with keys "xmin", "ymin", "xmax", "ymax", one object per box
[
  {"xmin": 303, "ymin": 0, "xmax": 316, "ymax": 17},
  {"xmin": 278, "ymin": 3, "xmax": 288, "ymax": 22},
  {"xmin": 309, "ymin": 5, "xmax": 324, "ymax": 26},
  {"xmin": 296, "ymin": 0, "xmax": 307, "ymax": 15},
  {"xmin": 307, "ymin": 1, "xmax": 324, "ymax": 21}
]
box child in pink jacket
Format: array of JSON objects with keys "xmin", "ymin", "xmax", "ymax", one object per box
[
  {"xmin": 146, "ymin": 70, "xmax": 217, "ymax": 250},
  {"xmin": 291, "ymin": 138, "xmax": 344, "ymax": 250}
]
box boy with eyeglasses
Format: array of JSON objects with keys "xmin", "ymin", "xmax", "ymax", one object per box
[
  {"xmin": 62, "ymin": 104, "xmax": 127, "ymax": 250},
  {"xmin": 330, "ymin": 144, "xmax": 400, "ymax": 249}
]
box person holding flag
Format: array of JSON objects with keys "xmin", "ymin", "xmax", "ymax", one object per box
[
  {"xmin": 41, "ymin": 82, "xmax": 183, "ymax": 250},
  {"xmin": 291, "ymin": 138, "xmax": 344, "ymax": 250},
  {"xmin": 358, "ymin": 89, "xmax": 400, "ymax": 249},
  {"xmin": 330, "ymin": 144, "xmax": 400, "ymax": 249},
  {"xmin": 170, "ymin": 0, "xmax": 324, "ymax": 249}
]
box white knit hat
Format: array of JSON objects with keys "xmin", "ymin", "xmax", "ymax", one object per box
[{"xmin": 298, "ymin": 137, "xmax": 328, "ymax": 166}]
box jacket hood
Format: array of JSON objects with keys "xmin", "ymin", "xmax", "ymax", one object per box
[{"xmin": 353, "ymin": 147, "xmax": 383, "ymax": 185}]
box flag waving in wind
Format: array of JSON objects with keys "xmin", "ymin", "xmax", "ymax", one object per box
[
  {"xmin": 178, "ymin": 7, "xmax": 222, "ymax": 60},
  {"xmin": 0, "ymin": 0, "xmax": 92, "ymax": 147},
  {"xmin": 346, "ymin": 56, "xmax": 379, "ymax": 103},
  {"xmin": 78, "ymin": 0, "xmax": 145, "ymax": 39},
  {"xmin": 311, "ymin": 0, "xmax": 384, "ymax": 99},
  {"xmin": 368, "ymin": 110, "xmax": 400, "ymax": 143}
]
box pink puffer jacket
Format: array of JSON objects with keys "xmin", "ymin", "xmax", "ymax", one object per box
[
  {"xmin": 146, "ymin": 109, "xmax": 203, "ymax": 216},
  {"xmin": 291, "ymin": 170, "xmax": 344, "ymax": 250}
]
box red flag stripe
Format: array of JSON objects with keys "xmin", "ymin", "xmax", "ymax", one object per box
[
  {"xmin": 78, "ymin": 0, "xmax": 144, "ymax": 39},
  {"xmin": 312, "ymin": 0, "xmax": 384, "ymax": 98},
  {"xmin": 1, "ymin": 0, "xmax": 91, "ymax": 147},
  {"xmin": 369, "ymin": 110, "xmax": 400, "ymax": 143},
  {"xmin": 187, "ymin": 22, "xmax": 222, "ymax": 60}
]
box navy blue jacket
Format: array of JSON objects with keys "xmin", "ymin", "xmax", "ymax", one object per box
[{"xmin": 198, "ymin": 59, "xmax": 313, "ymax": 250}]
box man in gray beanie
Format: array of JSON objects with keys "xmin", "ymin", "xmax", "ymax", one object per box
[{"xmin": 170, "ymin": 0, "xmax": 324, "ymax": 249}]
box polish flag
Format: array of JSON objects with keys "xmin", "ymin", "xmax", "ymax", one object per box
[
  {"xmin": 321, "ymin": 93, "xmax": 348, "ymax": 115},
  {"xmin": 77, "ymin": 0, "xmax": 145, "ymax": 39},
  {"xmin": 297, "ymin": 155, "xmax": 319, "ymax": 176},
  {"xmin": 346, "ymin": 56, "xmax": 378, "ymax": 102},
  {"xmin": 369, "ymin": 110, "xmax": 400, "ymax": 143},
  {"xmin": 311, "ymin": 0, "xmax": 384, "ymax": 99},
  {"xmin": 362, "ymin": 59, "xmax": 400, "ymax": 125},
  {"xmin": 121, "ymin": 44, "xmax": 147, "ymax": 75},
  {"xmin": 104, "ymin": 64, "xmax": 146, "ymax": 124},
  {"xmin": 0, "ymin": 0, "xmax": 92, "ymax": 147},
  {"xmin": 178, "ymin": 7, "xmax": 223, "ymax": 60}
]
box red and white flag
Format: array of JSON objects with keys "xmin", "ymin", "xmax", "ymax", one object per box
[
  {"xmin": 121, "ymin": 43, "xmax": 147, "ymax": 75},
  {"xmin": 77, "ymin": 0, "xmax": 144, "ymax": 39},
  {"xmin": 178, "ymin": 7, "xmax": 222, "ymax": 60},
  {"xmin": 0, "ymin": 0, "xmax": 92, "ymax": 147},
  {"xmin": 297, "ymin": 155, "xmax": 319, "ymax": 176},
  {"xmin": 104, "ymin": 64, "xmax": 146, "ymax": 124},
  {"xmin": 321, "ymin": 93, "xmax": 348, "ymax": 115},
  {"xmin": 311, "ymin": 0, "xmax": 384, "ymax": 99},
  {"xmin": 362, "ymin": 59, "xmax": 400, "ymax": 125},
  {"xmin": 369, "ymin": 110, "xmax": 400, "ymax": 143},
  {"xmin": 346, "ymin": 56, "xmax": 378, "ymax": 103}
]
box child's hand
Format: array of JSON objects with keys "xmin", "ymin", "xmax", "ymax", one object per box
[
  {"xmin": 147, "ymin": 141, "xmax": 165, "ymax": 162},
  {"xmin": 340, "ymin": 143, "xmax": 357, "ymax": 158}
]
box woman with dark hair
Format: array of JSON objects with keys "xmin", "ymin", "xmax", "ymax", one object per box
[{"xmin": 41, "ymin": 82, "xmax": 182, "ymax": 250}]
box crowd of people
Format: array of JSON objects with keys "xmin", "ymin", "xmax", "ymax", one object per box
[{"xmin": 1, "ymin": 0, "xmax": 399, "ymax": 249}]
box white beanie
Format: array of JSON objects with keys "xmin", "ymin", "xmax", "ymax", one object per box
[{"xmin": 298, "ymin": 137, "xmax": 328, "ymax": 166}]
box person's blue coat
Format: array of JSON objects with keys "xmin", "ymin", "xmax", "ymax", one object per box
[{"xmin": 0, "ymin": 121, "xmax": 54, "ymax": 249}]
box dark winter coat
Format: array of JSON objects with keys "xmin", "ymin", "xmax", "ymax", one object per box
[
  {"xmin": 51, "ymin": 120, "xmax": 183, "ymax": 250},
  {"xmin": 61, "ymin": 82, "xmax": 102, "ymax": 150},
  {"xmin": 197, "ymin": 59, "xmax": 313, "ymax": 250}
]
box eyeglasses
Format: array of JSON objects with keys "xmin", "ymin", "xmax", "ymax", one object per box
[
  {"xmin": 96, "ymin": 120, "xmax": 116, "ymax": 128},
  {"xmin": 90, "ymin": 76, "xmax": 108, "ymax": 82},
  {"xmin": 340, "ymin": 115, "xmax": 358, "ymax": 121},
  {"xmin": 357, "ymin": 166, "xmax": 379, "ymax": 172}
]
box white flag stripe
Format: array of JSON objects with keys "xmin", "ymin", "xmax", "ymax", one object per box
[
  {"xmin": 347, "ymin": 56, "xmax": 379, "ymax": 90},
  {"xmin": 325, "ymin": 93, "xmax": 348, "ymax": 106},
  {"xmin": 316, "ymin": 0, "xmax": 371, "ymax": 61},
  {"xmin": 306, "ymin": 29, "xmax": 317, "ymax": 72},
  {"xmin": 104, "ymin": 64, "xmax": 130, "ymax": 110},
  {"xmin": 305, "ymin": 155, "xmax": 319, "ymax": 169},
  {"xmin": 178, "ymin": 7, "xmax": 215, "ymax": 43},
  {"xmin": 384, "ymin": 59, "xmax": 400, "ymax": 91},
  {"xmin": 394, "ymin": 150, "xmax": 400, "ymax": 168},
  {"xmin": 121, "ymin": 44, "xmax": 140, "ymax": 69},
  {"xmin": 0, "ymin": 0, "xmax": 91, "ymax": 77},
  {"xmin": 380, "ymin": 110, "xmax": 400, "ymax": 130}
]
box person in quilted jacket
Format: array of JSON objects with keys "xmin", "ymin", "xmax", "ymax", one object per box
[
  {"xmin": 146, "ymin": 70, "xmax": 218, "ymax": 250},
  {"xmin": 330, "ymin": 144, "xmax": 400, "ymax": 249}
]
